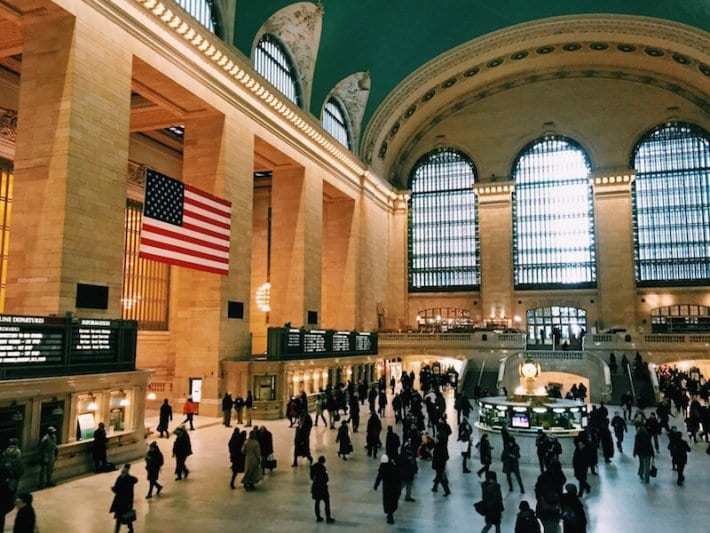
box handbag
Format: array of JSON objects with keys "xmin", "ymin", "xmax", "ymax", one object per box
[
  {"xmin": 121, "ymin": 510, "xmax": 137, "ymax": 524},
  {"xmin": 474, "ymin": 500, "xmax": 487, "ymax": 516},
  {"xmin": 649, "ymin": 459, "xmax": 657, "ymax": 478}
]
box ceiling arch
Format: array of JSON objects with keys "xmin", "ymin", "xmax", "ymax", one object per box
[{"xmin": 360, "ymin": 15, "xmax": 709, "ymax": 183}]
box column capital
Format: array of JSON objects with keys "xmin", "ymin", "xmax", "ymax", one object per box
[
  {"xmin": 589, "ymin": 170, "xmax": 636, "ymax": 195},
  {"xmin": 474, "ymin": 180, "xmax": 515, "ymax": 204}
]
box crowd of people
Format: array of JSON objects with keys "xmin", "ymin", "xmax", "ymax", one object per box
[{"xmin": 1, "ymin": 361, "xmax": 708, "ymax": 531}]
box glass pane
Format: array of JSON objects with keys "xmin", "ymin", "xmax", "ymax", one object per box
[
  {"xmin": 632, "ymin": 123, "xmax": 710, "ymax": 285},
  {"xmin": 322, "ymin": 98, "xmax": 351, "ymax": 149},
  {"xmin": 254, "ymin": 34, "xmax": 302, "ymax": 107},
  {"xmin": 408, "ymin": 149, "xmax": 479, "ymax": 291},
  {"xmin": 512, "ymin": 136, "xmax": 595, "ymax": 288}
]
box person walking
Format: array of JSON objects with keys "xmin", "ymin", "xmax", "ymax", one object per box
[
  {"xmin": 514, "ymin": 500, "xmax": 541, "ymax": 533},
  {"xmin": 38, "ymin": 426, "xmax": 58, "ymax": 488},
  {"xmin": 292, "ymin": 415, "xmax": 314, "ymax": 466},
  {"xmin": 335, "ymin": 420, "xmax": 352, "ymax": 460},
  {"xmin": 611, "ymin": 411, "xmax": 627, "ymax": 452},
  {"xmin": 535, "ymin": 459, "xmax": 566, "ymax": 533},
  {"xmin": 459, "ymin": 417, "xmax": 473, "ymax": 473},
  {"xmin": 572, "ymin": 432, "xmax": 592, "ymax": 496},
  {"xmin": 245, "ymin": 390, "xmax": 254, "ymax": 427},
  {"xmin": 109, "ymin": 464, "xmax": 137, "ymax": 533},
  {"xmin": 366, "ymin": 412, "xmax": 383, "ymax": 459},
  {"xmin": 172, "ymin": 425, "xmax": 192, "ymax": 480},
  {"xmin": 158, "ymin": 399, "xmax": 172, "ymax": 438},
  {"xmin": 221, "ymin": 392, "xmax": 233, "ymax": 427},
  {"xmin": 228, "ymin": 429, "xmax": 247, "ymax": 489},
  {"xmin": 479, "ymin": 470, "xmax": 504, "ymax": 533},
  {"xmin": 373, "ymin": 454, "xmax": 401, "ymax": 524},
  {"xmin": 310, "ymin": 456, "xmax": 335, "ymax": 523},
  {"xmin": 13, "ymin": 493, "xmax": 36, "ymax": 533},
  {"xmin": 476, "ymin": 434, "xmax": 493, "ymax": 477},
  {"xmin": 431, "ymin": 437, "xmax": 451, "ymax": 496},
  {"xmin": 560, "ymin": 484, "xmax": 587, "ymax": 533},
  {"xmin": 668, "ymin": 432, "xmax": 691, "ymax": 485},
  {"xmin": 633, "ymin": 426, "xmax": 654, "ymax": 483},
  {"xmin": 93, "ymin": 422, "xmax": 109, "ymax": 473},
  {"xmin": 181, "ymin": 397, "xmax": 198, "ymax": 431},
  {"xmin": 535, "ymin": 430, "xmax": 550, "ymax": 473},
  {"xmin": 144, "ymin": 441, "xmax": 164, "ymax": 498},
  {"xmin": 398, "ymin": 440, "xmax": 418, "ymax": 502},
  {"xmin": 502, "ymin": 437, "xmax": 525, "ymax": 493},
  {"xmin": 0, "ymin": 437, "xmax": 23, "ymax": 532},
  {"xmin": 241, "ymin": 429, "xmax": 263, "ymax": 491}
]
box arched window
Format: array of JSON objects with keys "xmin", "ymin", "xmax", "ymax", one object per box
[
  {"xmin": 512, "ymin": 136, "xmax": 595, "ymax": 289},
  {"xmin": 322, "ymin": 97, "xmax": 351, "ymax": 149},
  {"xmin": 254, "ymin": 34, "xmax": 303, "ymax": 107},
  {"xmin": 174, "ymin": 0, "xmax": 223, "ymax": 38},
  {"xmin": 632, "ymin": 122, "xmax": 710, "ymax": 285},
  {"xmin": 408, "ymin": 149, "xmax": 479, "ymax": 291}
]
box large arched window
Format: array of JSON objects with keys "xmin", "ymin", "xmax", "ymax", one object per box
[
  {"xmin": 513, "ymin": 136, "xmax": 595, "ymax": 289},
  {"xmin": 174, "ymin": 0, "xmax": 223, "ymax": 38},
  {"xmin": 632, "ymin": 122, "xmax": 710, "ymax": 285},
  {"xmin": 408, "ymin": 149, "xmax": 479, "ymax": 291},
  {"xmin": 322, "ymin": 97, "xmax": 352, "ymax": 150},
  {"xmin": 254, "ymin": 34, "xmax": 303, "ymax": 107}
]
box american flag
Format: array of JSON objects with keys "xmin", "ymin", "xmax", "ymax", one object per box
[{"xmin": 139, "ymin": 169, "xmax": 232, "ymax": 276}]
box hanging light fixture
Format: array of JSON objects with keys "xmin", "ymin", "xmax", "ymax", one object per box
[
  {"xmin": 119, "ymin": 390, "xmax": 130, "ymax": 407},
  {"xmin": 255, "ymin": 282, "xmax": 271, "ymax": 312},
  {"xmin": 87, "ymin": 393, "xmax": 98, "ymax": 412},
  {"xmin": 146, "ymin": 392, "xmax": 157, "ymax": 401}
]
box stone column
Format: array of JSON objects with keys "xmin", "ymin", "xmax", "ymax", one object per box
[
  {"xmin": 591, "ymin": 172, "xmax": 637, "ymax": 330},
  {"xmin": 7, "ymin": 14, "xmax": 132, "ymax": 316},
  {"xmin": 322, "ymin": 194, "xmax": 356, "ymax": 328},
  {"xmin": 269, "ymin": 165, "xmax": 323, "ymax": 327},
  {"xmin": 169, "ymin": 113, "xmax": 254, "ymax": 416},
  {"xmin": 388, "ymin": 194, "xmax": 408, "ymax": 330},
  {"xmin": 475, "ymin": 182, "xmax": 515, "ymax": 323}
]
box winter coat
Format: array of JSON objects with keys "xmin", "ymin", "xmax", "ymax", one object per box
[
  {"xmin": 229, "ymin": 431, "xmax": 246, "ymax": 473},
  {"xmin": 480, "ymin": 480, "xmax": 504, "ymax": 523},
  {"xmin": 109, "ymin": 473, "xmax": 137, "ymax": 518},
  {"xmin": 145, "ymin": 447, "xmax": 164, "ymax": 481},
  {"xmin": 241, "ymin": 436, "xmax": 263, "ymax": 485},
  {"xmin": 310, "ymin": 462, "xmax": 329, "ymax": 500},
  {"xmin": 336, "ymin": 425, "xmax": 352, "ymax": 455},
  {"xmin": 373, "ymin": 462, "xmax": 401, "ymax": 514}
]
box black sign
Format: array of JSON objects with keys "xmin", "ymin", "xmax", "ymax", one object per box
[
  {"xmin": 0, "ymin": 314, "xmax": 136, "ymax": 379},
  {"xmin": 266, "ymin": 327, "xmax": 378, "ymax": 359},
  {"xmin": 0, "ymin": 315, "xmax": 65, "ymax": 364}
]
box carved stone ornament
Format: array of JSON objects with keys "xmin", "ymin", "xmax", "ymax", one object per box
[
  {"xmin": 327, "ymin": 71, "xmax": 370, "ymax": 152},
  {"xmin": 255, "ymin": 2, "xmax": 323, "ymax": 111},
  {"xmin": 0, "ymin": 108, "xmax": 17, "ymax": 143}
]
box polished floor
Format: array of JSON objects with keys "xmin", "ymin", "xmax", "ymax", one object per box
[{"xmin": 6, "ymin": 395, "xmax": 710, "ymax": 532}]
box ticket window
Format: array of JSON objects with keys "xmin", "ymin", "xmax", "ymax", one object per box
[
  {"xmin": 40, "ymin": 401, "xmax": 64, "ymax": 444},
  {"xmin": 0, "ymin": 405, "xmax": 25, "ymax": 449},
  {"xmin": 254, "ymin": 375, "xmax": 276, "ymax": 401},
  {"xmin": 75, "ymin": 394, "xmax": 98, "ymax": 440},
  {"xmin": 109, "ymin": 391, "xmax": 132, "ymax": 432}
]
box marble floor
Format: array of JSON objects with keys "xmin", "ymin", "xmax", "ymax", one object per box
[{"xmin": 5, "ymin": 395, "xmax": 709, "ymax": 533}]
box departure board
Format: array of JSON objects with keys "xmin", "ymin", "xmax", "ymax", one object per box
[
  {"xmin": 266, "ymin": 327, "xmax": 377, "ymax": 359},
  {"xmin": 0, "ymin": 315, "xmax": 65, "ymax": 364},
  {"xmin": 0, "ymin": 314, "xmax": 137, "ymax": 379}
]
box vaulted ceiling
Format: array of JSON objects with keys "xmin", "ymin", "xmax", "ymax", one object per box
[{"xmin": 233, "ymin": 0, "xmax": 709, "ymax": 138}]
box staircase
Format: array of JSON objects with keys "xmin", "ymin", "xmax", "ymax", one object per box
[{"xmin": 462, "ymin": 366, "xmax": 499, "ymax": 398}]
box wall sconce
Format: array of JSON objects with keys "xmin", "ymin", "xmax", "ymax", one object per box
[
  {"xmin": 321, "ymin": 370, "xmax": 328, "ymax": 380},
  {"xmin": 87, "ymin": 393, "xmax": 98, "ymax": 412},
  {"xmin": 10, "ymin": 402, "xmax": 23, "ymax": 422},
  {"xmin": 147, "ymin": 392, "xmax": 157, "ymax": 401},
  {"xmin": 255, "ymin": 282, "xmax": 271, "ymax": 312},
  {"xmin": 119, "ymin": 390, "xmax": 130, "ymax": 407},
  {"xmin": 51, "ymin": 397, "xmax": 64, "ymax": 416}
]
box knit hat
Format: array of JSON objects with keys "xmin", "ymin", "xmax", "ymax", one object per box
[{"xmin": 380, "ymin": 454, "xmax": 389, "ymax": 463}]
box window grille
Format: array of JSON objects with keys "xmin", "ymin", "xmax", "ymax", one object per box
[
  {"xmin": 122, "ymin": 199, "xmax": 170, "ymax": 330},
  {"xmin": 322, "ymin": 97, "xmax": 351, "ymax": 149},
  {"xmin": 408, "ymin": 149, "xmax": 479, "ymax": 291},
  {"xmin": 174, "ymin": 0, "xmax": 223, "ymax": 37},
  {"xmin": 254, "ymin": 34, "xmax": 302, "ymax": 107},
  {"xmin": 512, "ymin": 136, "xmax": 596, "ymax": 289},
  {"xmin": 526, "ymin": 306, "xmax": 587, "ymax": 343},
  {"xmin": 0, "ymin": 165, "xmax": 11, "ymax": 312},
  {"xmin": 632, "ymin": 123, "xmax": 710, "ymax": 285}
]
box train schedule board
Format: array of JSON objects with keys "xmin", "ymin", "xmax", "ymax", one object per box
[{"xmin": 266, "ymin": 327, "xmax": 378, "ymax": 359}]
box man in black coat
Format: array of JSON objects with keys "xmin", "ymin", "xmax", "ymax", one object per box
[
  {"xmin": 93, "ymin": 422, "xmax": 109, "ymax": 473},
  {"xmin": 366, "ymin": 412, "xmax": 383, "ymax": 459},
  {"xmin": 310, "ymin": 456, "xmax": 335, "ymax": 523},
  {"xmin": 158, "ymin": 399, "xmax": 172, "ymax": 438},
  {"xmin": 373, "ymin": 454, "xmax": 401, "ymax": 524},
  {"xmin": 221, "ymin": 392, "xmax": 233, "ymax": 427},
  {"xmin": 110, "ymin": 464, "xmax": 138, "ymax": 533}
]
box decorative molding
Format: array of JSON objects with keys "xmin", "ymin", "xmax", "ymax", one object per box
[
  {"xmin": 362, "ymin": 15, "xmax": 710, "ymax": 170},
  {"xmin": 327, "ymin": 71, "xmax": 370, "ymax": 152},
  {"xmin": 127, "ymin": 161, "xmax": 147, "ymax": 188},
  {"xmin": 0, "ymin": 108, "xmax": 17, "ymax": 143},
  {"xmin": 254, "ymin": 1, "xmax": 323, "ymax": 112}
]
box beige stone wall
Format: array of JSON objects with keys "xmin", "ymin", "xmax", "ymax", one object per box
[{"xmin": 322, "ymin": 194, "xmax": 356, "ymax": 329}]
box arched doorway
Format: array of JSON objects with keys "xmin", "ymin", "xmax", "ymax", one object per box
[{"xmin": 527, "ymin": 306, "xmax": 587, "ymax": 348}]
